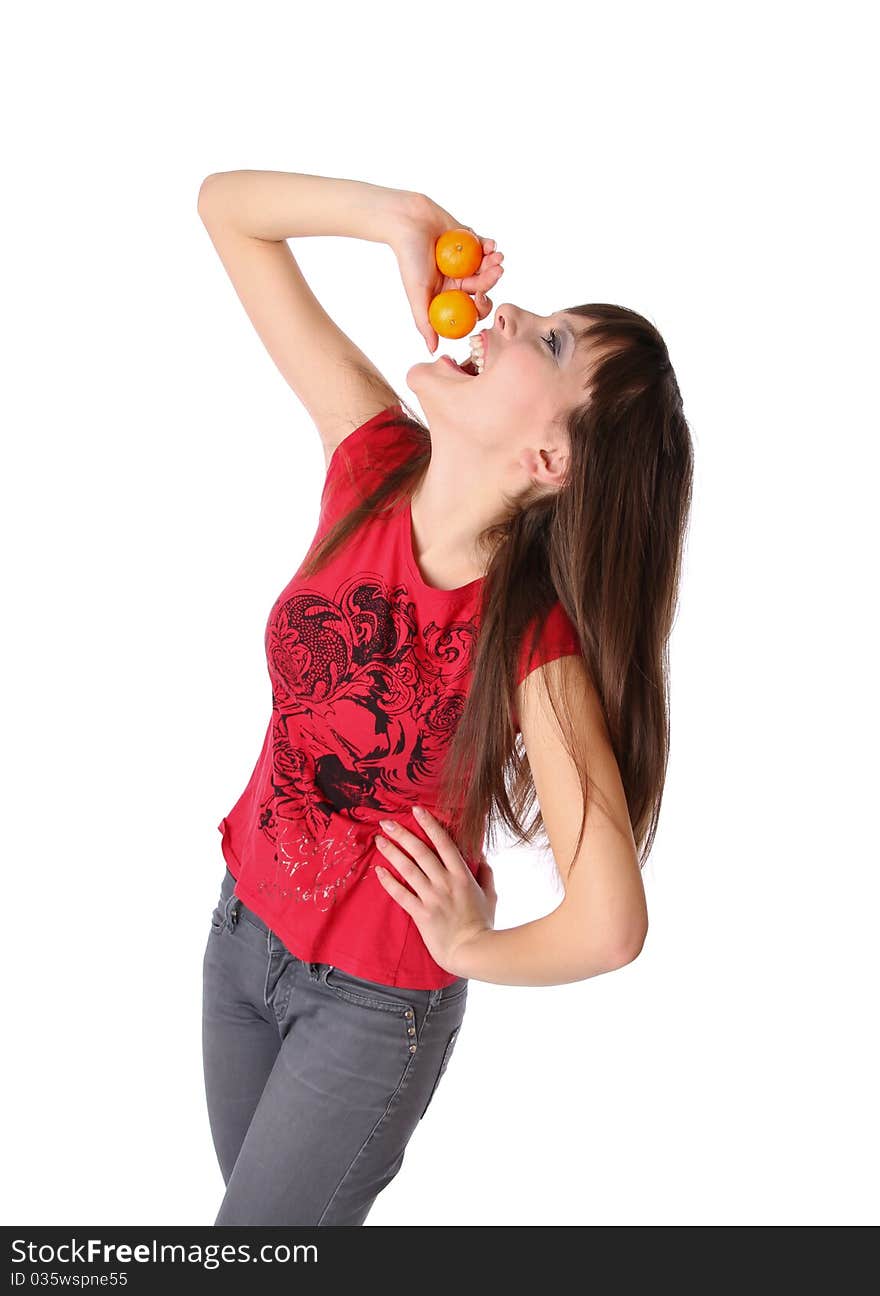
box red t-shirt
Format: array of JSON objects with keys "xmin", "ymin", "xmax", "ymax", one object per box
[{"xmin": 217, "ymin": 403, "xmax": 582, "ymax": 988}]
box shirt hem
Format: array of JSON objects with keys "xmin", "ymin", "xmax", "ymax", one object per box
[
  {"xmin": 217, "ymin": 815, "xmax": 459, "ymax": 989},
  {"xmin": 230, "ymin": 874, "xmax": 459, "ymax": 991}
]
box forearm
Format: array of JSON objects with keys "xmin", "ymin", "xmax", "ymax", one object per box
[
  {"xmin": 453, "ymin": 894, "xmax": 647, "ymax": 988},
  {"xmin": 196, "ymin": 169, "xmax": 417, "ymax": 246}
]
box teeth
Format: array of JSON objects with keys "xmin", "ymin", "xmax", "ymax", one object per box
[{"xmin": 467, "ymin": 334, "xmax": 485, "ymax": 374}]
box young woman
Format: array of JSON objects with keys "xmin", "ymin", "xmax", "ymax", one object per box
[{"xmin": 198, "ymin": 170, "xmax": 694, "ymax": 1226}]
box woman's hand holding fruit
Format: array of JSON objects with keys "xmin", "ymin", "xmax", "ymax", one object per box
[{"xmin": 392, "ymin": 193, "xmax": 504, "ymax": 353}]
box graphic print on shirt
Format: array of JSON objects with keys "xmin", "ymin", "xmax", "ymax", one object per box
[{"xmin": 257, "ymin": 567, "xmax": 480, "ymax": 912}]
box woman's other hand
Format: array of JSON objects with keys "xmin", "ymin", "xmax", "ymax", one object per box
[
  {"xmin": 373, "ymin": 805, "xmax": 497, "ymax": 975},
  {"xmin": 391, "ymin": 193, "xmax": 505, "ymax": 354}
]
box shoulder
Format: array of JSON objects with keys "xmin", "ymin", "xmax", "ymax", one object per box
[
  {"xmin": 515, "ymin": 601, "xmax": 582, "ymax": 687},
  {"xmin": 324, "ymin": 402, "xmax": 415, "ymax": 474},
  {"xmin": 511, "ymin": 601, "xmax": 583, "ymax": 732}
]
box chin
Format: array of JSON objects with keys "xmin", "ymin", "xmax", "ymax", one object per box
[{"xmin": 405, "ymin": 363, "xmax": 429, "ymax": 391}]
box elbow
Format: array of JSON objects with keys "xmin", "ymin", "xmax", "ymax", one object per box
[
  {"xmin": 598, "ymin": 915, "xmax": 648, "ymax": 973},
  {"xmin": 197, "ymin": 172, "xmax": 227, "ymax": 216}
]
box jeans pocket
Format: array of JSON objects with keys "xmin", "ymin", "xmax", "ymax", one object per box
[
  {"xmin": 319, "ymin": 963, "xmax": 417, "ymax": 1014},
  {"xmin": 419, "ymin": 1023, "xmax": 463, "ymax": 1121}
]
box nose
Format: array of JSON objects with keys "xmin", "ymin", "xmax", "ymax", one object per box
[{"xmin": 495, "ymin": 303, "xmax": 515, "ymax": 335}]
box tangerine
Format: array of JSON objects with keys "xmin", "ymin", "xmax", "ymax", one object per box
[
  {"xmin": 428, "ymin": 290, "xmax": 479, "ymax": 340},
  {"xmin": 434, "ymin": 228, "xmax": 483, "ymax": 279}
]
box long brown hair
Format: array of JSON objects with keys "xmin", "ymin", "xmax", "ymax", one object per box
[{"xmin": 299, "ymin": 303, "xmax": 694, "ymax": 875}]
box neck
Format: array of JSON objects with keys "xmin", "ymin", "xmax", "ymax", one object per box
[{"xmin": 409, "ymin": 441, "xmax": 508, "ymax": 587}]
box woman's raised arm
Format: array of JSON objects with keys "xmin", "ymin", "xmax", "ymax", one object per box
[{"xmin": 196, "ymin": 170, "xmax": 417, "ymax": 460}]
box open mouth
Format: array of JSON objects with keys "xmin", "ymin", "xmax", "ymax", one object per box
[{"xmin": 442, "ymin": 355, "xmax": 480, "ymax": 377}]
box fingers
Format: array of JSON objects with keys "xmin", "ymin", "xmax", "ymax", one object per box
[
  {"xmin": 459, "ymin": 253, "xmax": 503, "ymax": 297},
  {"xmin": 412, "ymin": 805, "xmax": 470, "ymax": 878},
  {"xmin": 375, "ymin": 835, "xmax": 432, "ymax": 901},
  {"xmin": 471, "ymin": 249, "xmax": 502, "ymax": 318},
  {"xmin": 377, "ymin": 816, "xmax": 447, "ymax": 885},
  {"xmin": 374, "ymin": 863, "xmax": 419, "ymax": 915},
  {"xmin": 419, "ymin": 318, "xmax": 438, "ymax": 354},
  {"xmin": 478, "ymin": 254, "xmax": 504, "ymax": 288},
  {"xmin": 476, "ymin": 252, "xmax": 504, "ymax": 280}
]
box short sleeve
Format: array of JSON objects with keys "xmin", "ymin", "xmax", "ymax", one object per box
[
  {"xmin": 515, "ymin": 601, "xmax": 582, "ymax": 687},
  {"xmin": 319, "ymin": 402, "xmax": 414, "ymax": 529},
  {"xmin": 512, "ymin": 601, "xmax": 583, "ymax": 731}
]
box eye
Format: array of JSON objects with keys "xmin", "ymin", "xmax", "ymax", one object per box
[{"xmin": 541, "ymin": 329, "xmax": 560, "ymax": 357}]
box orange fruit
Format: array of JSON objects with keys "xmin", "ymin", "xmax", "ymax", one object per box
[
  {"xmin": 428, "ymin": 290, "xmax": 479, "ymax": 340},
  {"xmin": 435, "ymin": 228, "xmax": 483, "ymax": 279}
]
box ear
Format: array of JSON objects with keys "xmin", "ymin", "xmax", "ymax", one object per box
[
  {"xmin": 520, "ymin": 442, "xmax": 568, "ymax": 491},
  {"xmin": 539, "ymin": 443, "xmax": 569, "ymax": 489}
]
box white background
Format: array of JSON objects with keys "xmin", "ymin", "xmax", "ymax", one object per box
[{"xmin": 2, "ymin": 0, "xmax": 876, "ymax": 1228}]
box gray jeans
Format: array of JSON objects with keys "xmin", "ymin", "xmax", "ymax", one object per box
[{"xmin": 202, "ymin": 863, "xmax": 469, "ymax": 1226}]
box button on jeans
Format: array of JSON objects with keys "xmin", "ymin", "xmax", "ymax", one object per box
[{"xmin": 202, "ymin": 863, "xmax": 469, "ymax": 1226}]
